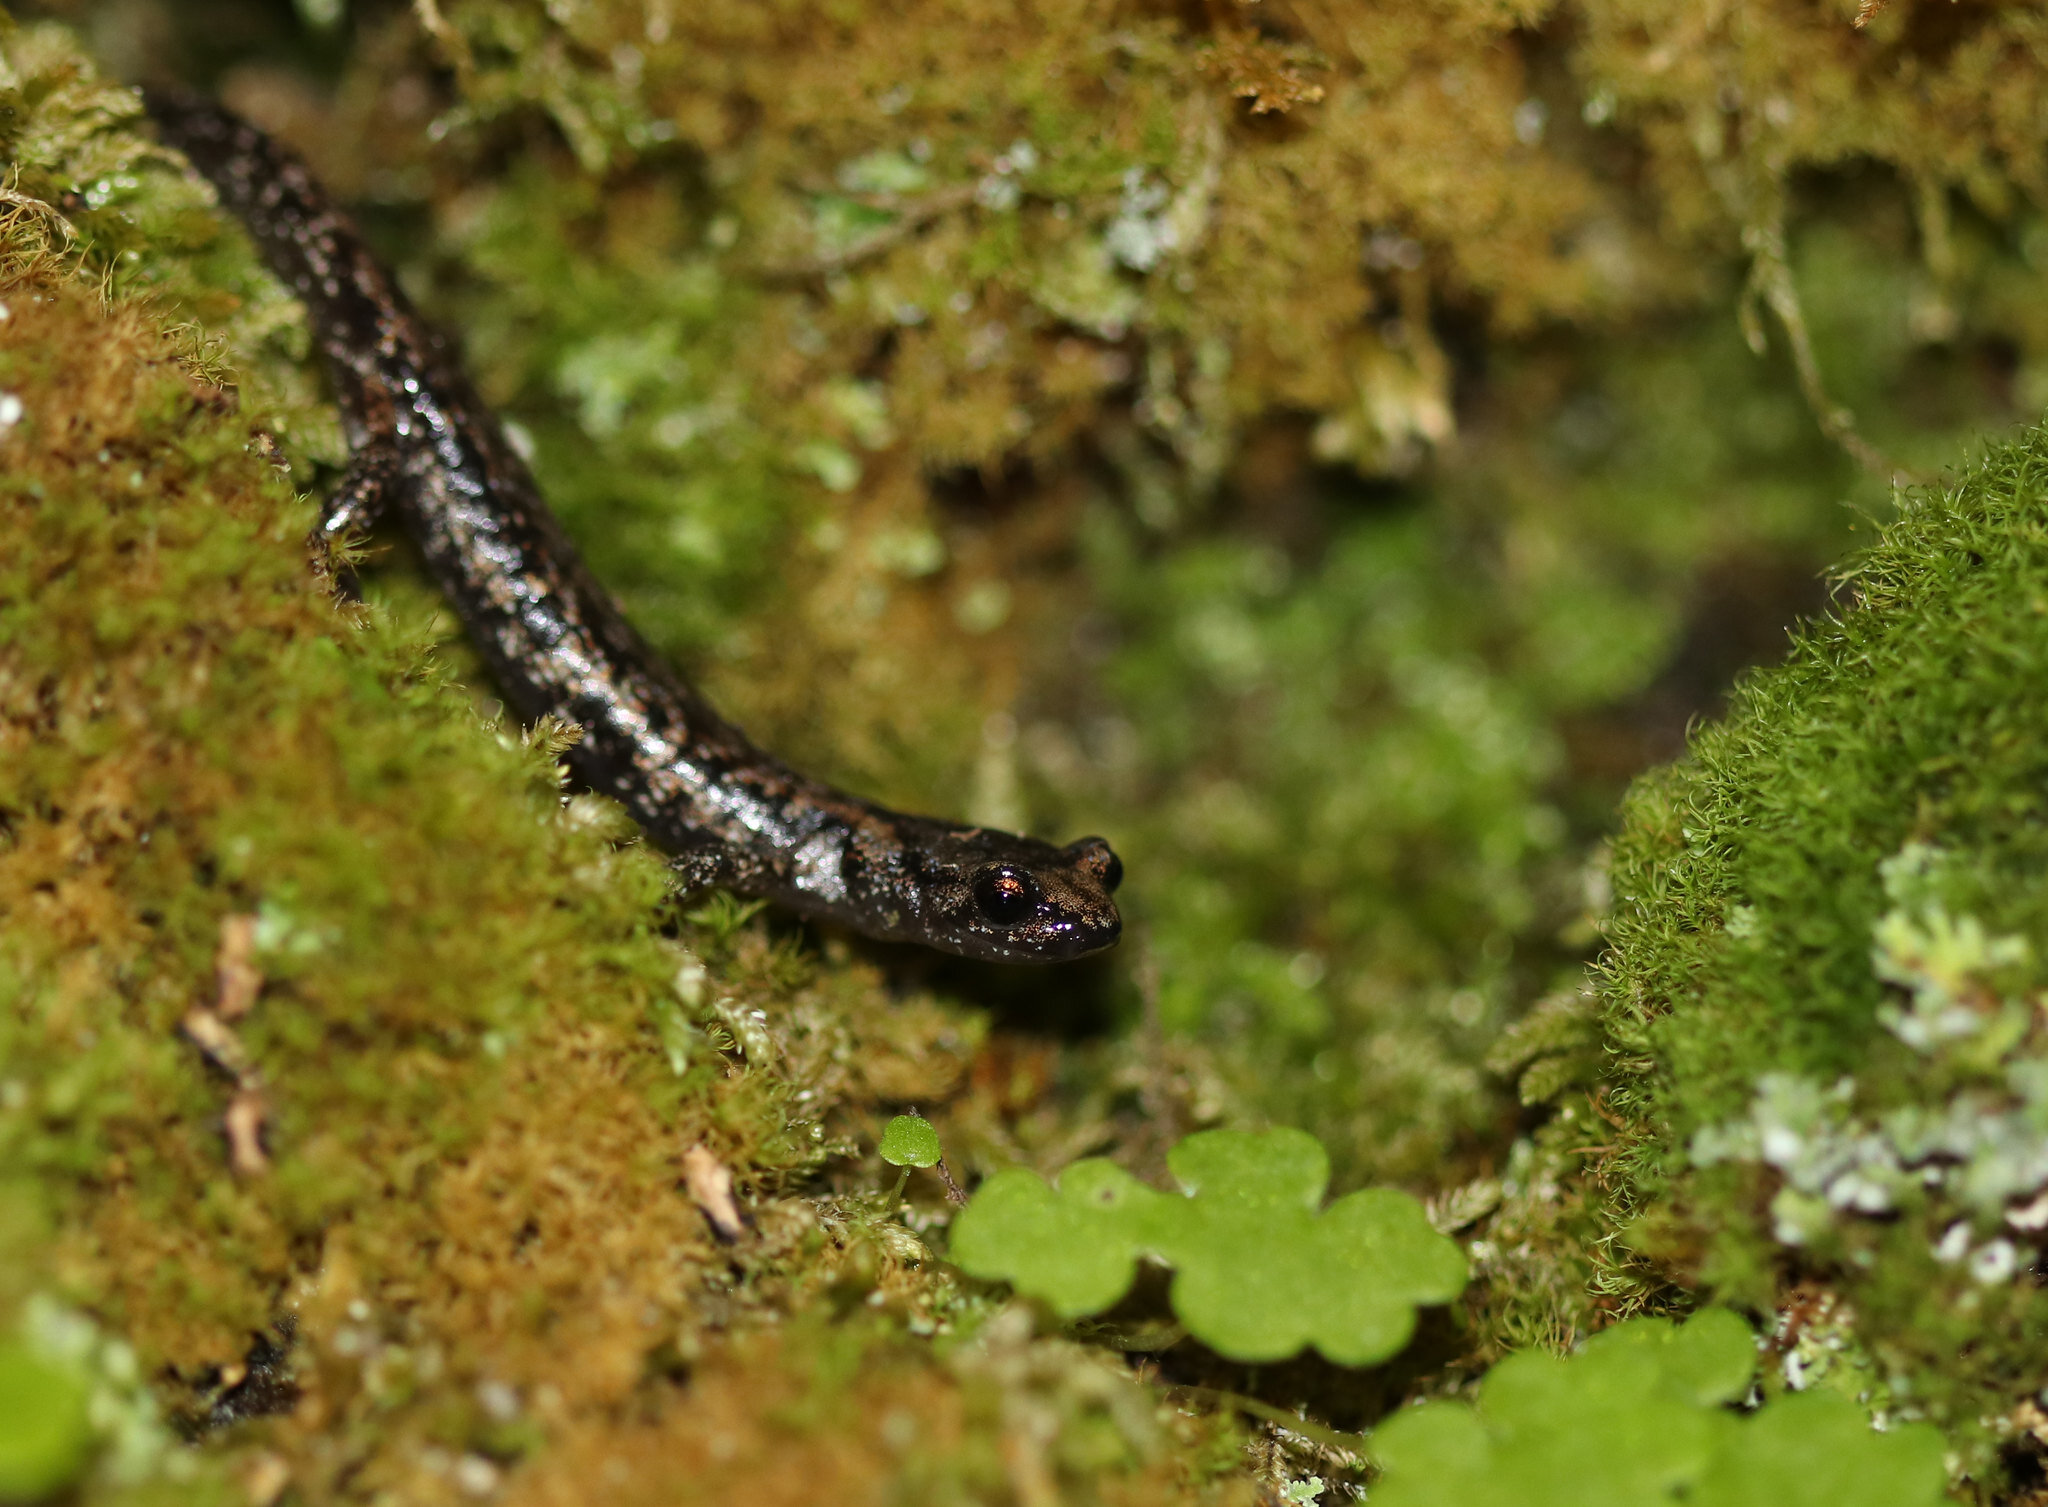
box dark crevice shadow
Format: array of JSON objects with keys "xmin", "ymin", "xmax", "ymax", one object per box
[
  {"xmin": 1560, "ymin": 550, "xmax": 1840, "ymax": 795},
  {"xmin": 1072, "ymin": 1265, "xmax": 1473, "ymax": 1440},
  {"xmin": 27, "ymin": 0, "xmax": 389, "ymax": 92},
  {"xmin": 830, "ymin": 925, "xmax": 1127, "ymax": 1041},
  {"xmin": 169, "ymin": 1318, "xmax": 300, "ymax": 1439},
  {"xmin": 927, "ymin": 453, "xmax": 1048, "ymax": 522}
]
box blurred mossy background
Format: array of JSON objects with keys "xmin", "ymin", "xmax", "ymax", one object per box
[{"xmin": 5, "ymin": 0, "xmax": 2048, "ymax": 1500}]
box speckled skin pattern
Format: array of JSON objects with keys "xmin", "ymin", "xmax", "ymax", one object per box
[{"xmin": 146, "ymin": 93, "xmax": 1122, "ymax": 964}]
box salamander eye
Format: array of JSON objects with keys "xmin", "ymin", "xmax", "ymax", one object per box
[
  {"xmin": 1099, "ymin": 851, "xmax": 1123, "ymax": 893},
  {"xmin": 972, "ymin": 866, "xmax": 1039, "ymax": 925}
]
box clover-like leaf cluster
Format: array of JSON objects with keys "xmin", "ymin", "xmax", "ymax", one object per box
[
  {"xmin": 1370, "ymin": 1311, "xmax": 1947, "ymax": 1507},
  {"xmin": 950, "ymin": 1128, "xmax": 1466, "ymax": 1365}
]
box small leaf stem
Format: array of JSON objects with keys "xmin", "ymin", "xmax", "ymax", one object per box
[
  {"xmin": 885, "ymin": 1166, "xmax": 912, "ymax": 1209},
  {"xmin": 1163, "ymin": 1383, "xmax": 1368, "ymax": 1459}
]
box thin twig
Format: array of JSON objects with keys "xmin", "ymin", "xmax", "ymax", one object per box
[
  {"xmin": 0, "ymin": 169, "xmax": 78, "ymax": 243},
  {"xmin": 1740, "ymin": 216, "xmax": 1915, "ymax": 485},
  {"xmin": 1164, "ymin": 1382, "xmax": 1369, "ymax": 1459},
  {"xmin": 753, "ymin": 182, "xmax": 979, "ymax": 279},
  {"xmin": 682, "ymin": 1142, "xmax": 747, "ymax": 1241},
  {"xmin": 179, "ymin": 913, "xmax": 270, "ymax": 1177}
]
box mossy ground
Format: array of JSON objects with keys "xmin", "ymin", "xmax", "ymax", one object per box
[
  {"xmin": 0, "ymin": 31, "xmax": 1240, "ymax": 1504},
  {"xmin": 6, "ymin": 0, "xmax": 2048, "ymax": 1501},
  {"xmin": 1595, "ymin": 425, "xmax": 2048, "ymax": 1483}
]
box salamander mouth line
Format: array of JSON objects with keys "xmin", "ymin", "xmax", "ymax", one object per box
[{"xmin": 145, "ymin": 89, "xmax": 1123, "ymax": 966}]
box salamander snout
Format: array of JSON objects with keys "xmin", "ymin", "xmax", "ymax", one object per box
[{"xmin": 929, "ymin": 833, "xmax": 1123, "ymax": 963}]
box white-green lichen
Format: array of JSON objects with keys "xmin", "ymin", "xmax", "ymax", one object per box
[{"xmin": 1690, "ymin": 844, "xmax": 2048, "ymax": 1250}]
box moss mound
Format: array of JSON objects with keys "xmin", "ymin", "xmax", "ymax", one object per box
[
  {"xmin": 1599, "ymin": 424, "xmax": 2048, "ymax": 1468},
  {"xmin": 0, "ymin": 32, "xmax": 1236, "ymax": 1504}
]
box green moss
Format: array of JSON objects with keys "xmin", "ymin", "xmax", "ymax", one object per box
[
  {"xmin": 0, "ymin": 25, "xmax": 1248, "ymax": 1505},
  {"xmin": 1596, "ymin": 421, "xmax": 2048, "ymax": 1473},
  {"xmin": 194, "ymin": 0, "xmax": 2046, "ymax": 1225}
]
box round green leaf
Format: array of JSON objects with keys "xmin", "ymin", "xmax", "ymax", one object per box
[
  {"xmin": 0, "ymin": 1340, "xmax": 93, "ymax": 1502},
  {"xmin": 1059, "ymin": 1156, "xmax": 1181, "ymax": 1243},
  {"xmin": 949, "ymin": 1163, "xmax": 1163, "ymax": 1318},
  {"xmin": 953, "ymin": 1130, "xmax": 1466, "ymax": 1365},
  {"xmin": 1165, "ymin": 1208, "xmax": 1323, "ymax": 1362},
  {"xmin": 1166, "ymin": 1127, "xmax": 1328, "ymax": 1214},
  {"xmin": 877, "ymin": 1114, "xmax": 942, "ymax": 1168},
  {"xmin": 1691, "ymin": 1392, "xmax": 1947, "ymax": 1507},
  {"xmin": 1368, "ymin": 1311, "xmax": 1779, "ymax": 1507},
  {"xmin": 1580, "ymin": 1307, "xmax": 1756, "ymax": 1408},
  {"xmin": 1369, "ymin": 1399, "xmax": 1489, "ymax": 1485},
  {"xmin": 1301, "ymin": 1189, "xmax": 1469, "ymax": 1366},
  {"xmin": 1371, "ymin": 1402, "xmax": 1521, "ymax": 1507}
]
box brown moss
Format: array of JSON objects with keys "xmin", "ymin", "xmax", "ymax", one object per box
[
  {"xmin": 511, "ymin": 1314, "xmax": 1253, "ymax": 1507},
  {"xmin": 0, "ymin": 164, "xmax": 1209, "ymax": 1500}
]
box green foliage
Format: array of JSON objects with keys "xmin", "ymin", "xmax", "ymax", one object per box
[
  {"xmin": 0, "ymin": 21, "xmax": 341, "ymax": 457},
  {"xmin": 0, "ymin": 25, "xmax": 1258, "ymax": 1507},
  {"xmin": 3, "ymin": 1300, "xmax": 192, "ymax": 1503},
  {"xmin": 951, "ymin": 1128, "xmax": 1465, "ymax": 1365},
  {"xmin": 0, "ymin": 1340, "xmax": 91, "ymax": 1502},
  {"xmin": 1690, "ymin": 1393, "xmax": 1949, "ymax": 1507},
  {"xmin": 878, "ymin": 1114, "xmax": 943, "ymax": 1169},
  {"xmin": 1369, "ymin": 1312, "xmax": 1946, "ymax": 1507},
  {"xmin": 238, "ymin": 0, "xmax": 2047, "ymax": 1229},
  {"xmin": 0, "ymin": 34, "xmax": 1086, "ymax": 1507},
  {"xmin": 16, "ymin": 0, "xmax": 2048, "ymax": 1499},
  {"xmin": 1597, "ymin": 420, "xmax": 2048, "ymax": 1458},
  {"xmin": 954, "ymin": 1160, "xmax": 1166, "ymax": 1322}
]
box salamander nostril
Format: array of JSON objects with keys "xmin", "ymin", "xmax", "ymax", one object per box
[
  {"xmin": 973, "ymin": 865, "xmax": 1039, "ymax": 924},
  {"xmin": 1063, "ymin": 837, "xmax": 1122, "ymax": 892}
]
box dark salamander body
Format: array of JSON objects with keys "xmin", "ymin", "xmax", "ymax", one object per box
[{"xmin": 146, "ymin": 93, "xmax": 1122, "ymax": 964}]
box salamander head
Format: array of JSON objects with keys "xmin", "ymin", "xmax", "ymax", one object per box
[{"xmin": 908, "ymin": 830, "xmax": 1124, "ymax": 963}]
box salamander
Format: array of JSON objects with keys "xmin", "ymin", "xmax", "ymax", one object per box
[{"xmin": 145, "ymin": 92, "xmax": 1122, "ymax": 964}]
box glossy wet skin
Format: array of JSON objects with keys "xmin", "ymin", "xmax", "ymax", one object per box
[
  {"xmin": 861, "ymin": 830, "xmax": 1122, "ymax": 963},
  {"xmin": 146, "ymin": 92, "xmax": 1122, "ymax": 964}
]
